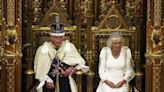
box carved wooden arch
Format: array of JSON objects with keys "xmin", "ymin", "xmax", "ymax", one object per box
[
  {"xmin": 40, "ymin": 0, "xmax": 70, "ymax": 26},
  {"xmin": 98, "ymin": 2, "xmax": 128, "ymax": 30}
]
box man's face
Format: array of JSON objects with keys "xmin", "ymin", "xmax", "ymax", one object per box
[{"xmin": 51, "ymin": 36, "xmax": 64, "ymax": 48}]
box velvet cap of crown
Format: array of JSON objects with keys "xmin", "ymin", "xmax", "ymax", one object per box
[{"xmin": 50, "ymin": 15, "xmax": 65, "ymax": 36}]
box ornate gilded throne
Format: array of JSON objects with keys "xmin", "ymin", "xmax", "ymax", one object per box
[
  {"xmin": 0, "ymin": 0, "xmax": 145, "ymax": 92},
  {"xmin": 25, "ymin": 1, "xmax": 143, "ymax": 92}
]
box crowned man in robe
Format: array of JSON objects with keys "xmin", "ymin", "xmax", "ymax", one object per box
[{"xmin": 34, "ymin": 15, "xmax": 89, "ymax": 92}]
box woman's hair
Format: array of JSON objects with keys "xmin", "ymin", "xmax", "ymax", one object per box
[{"xmin": 106, "ymin": 32, "xmax": 124, "ymax": 47}]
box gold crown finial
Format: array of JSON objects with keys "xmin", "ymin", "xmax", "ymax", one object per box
[{"xmin": 112, "ymin": 0, "xmax": 116, "ymax": 4}]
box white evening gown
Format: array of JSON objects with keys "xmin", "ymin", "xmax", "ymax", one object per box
[{"xmin": 96, "ymin": 47, "xmax": 128, "ymax": 92}]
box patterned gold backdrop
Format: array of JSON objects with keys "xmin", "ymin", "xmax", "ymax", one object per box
[
  {"xmin": 0, "ymin": 0, "xmax": 164, "ymax": 92},
  {"xmin": 22, "ymin": 0, "xmax": 146, "ymax": 92}
]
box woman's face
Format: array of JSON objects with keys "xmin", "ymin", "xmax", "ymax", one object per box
[{"xmin": 111, "ymin": 40, "xmax": 122, "ymax": 52}]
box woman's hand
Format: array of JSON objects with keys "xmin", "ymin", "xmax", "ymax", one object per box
[
  {"xmin": 104, "ymin": 80, "xmax": 116, "ymax": 88},
  {"xmin": 63, "ymin": 67, "xmax": 75, "ymax": 77},
  {"xmin": 115, "ymin": 79, "xmax": 126, "ymax": 88},
  {"xmin": 46, "ymin": 82, "xmax": 55, "ymax": 89}
]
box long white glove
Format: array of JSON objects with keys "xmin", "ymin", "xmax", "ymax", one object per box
[
  {"xmin": 71, "ymin": 64, "xmax": 89, "ymax": 75},
  {"xmin": 36, "ymin": 75, "xmax": 53, "ymax": 90},
  {"xmin": 78, "ymin": 64, "xmax": 89, "ymax": 73}
]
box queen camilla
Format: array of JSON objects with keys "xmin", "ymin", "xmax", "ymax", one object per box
[{"xmin": 96, "ymin": 32, "xmax": 135, "ymax": 92}]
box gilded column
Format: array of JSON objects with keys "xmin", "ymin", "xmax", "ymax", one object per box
[
  {"xmin": 153, "ymin": 0, "xmax": 161, "ymax": 27},
  {"xmin": 1, "ymin": 19, "xmax": 22, "ymax": 92},
  {"xmin": 0, "ymin": 0, "xmax": 22, "ymax": 92},
  {"xmin": 82, "ymin": 0, "xmax": 94, "ymax": 92},
  {"xmin": 74, "ymin": 0, "xmax": 81, "ymax": 51},
  {"xmin": 75, "ymin": 71, "xmax": 83, "ymax": 92},
  {"xmin": 17, "ymin": 0, "xmax": 22, "ymax": 22},
  {"xmin": 146, "ymin": 0, "xmax": 164, "ymax": 92},
  {"xmin": 6, "ymin": 0, "xmax": 22, "ymax": 26},
  {"xmin": 7, "ymin": 0, "xmax": 15, "ymax": 26},
  {"xmin": 0, "ymin": 0, "xmax": 4, "ymax": 25}
]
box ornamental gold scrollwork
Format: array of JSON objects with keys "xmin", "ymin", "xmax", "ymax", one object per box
[
  {"xmin": 80, "ymin": 0, "xmax": 93, "ymax": 24},
  {"xmin": 100, "ymin": 0, "xmax": 111, "ymax": 14},
  {"xmin": 33, "ymin": 0, "xmax": 42, "ymax": 25},
  {"xmin": 4, "ymin": 28, "xmax": 18, "ymax": 53},
  {"xmin": 146, "ymin": 0, "xmax": 164, "ymax": 90},
  {"xmin": 40, "ymin": 0, "xmax": 70, "ymax": 26},
  {"xmin": 2, "ymin": 19, "xmax": 21, "ymax": 55},
  {"xmin": 126, "ymin": 0, "xmax": 142, "ymax": 10},
  {"xmin": 150, "ymin": 27, "xmax": 163, "ymax": 55},
  {"xmin": 105, "ymin": 15, "xmax": 121, "ymax": 30}
]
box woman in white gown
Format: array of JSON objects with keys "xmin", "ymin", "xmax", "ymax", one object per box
[{"xmin": 96, "ymin": 32, "xmax": 135, "ymax": 92}]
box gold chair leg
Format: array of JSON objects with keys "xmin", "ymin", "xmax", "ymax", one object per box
[
  {"xmin": 87, "ymin": 72, "xmax": 94, "ymax": 92},
  {"xmin": 75, "ymin": 71, "xmax": 83, "ymax": 92}
]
